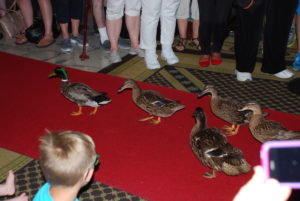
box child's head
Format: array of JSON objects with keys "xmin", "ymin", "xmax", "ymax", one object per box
[{"xmin": 39, "ymin": 130, "xmax": 96, "ymax": 187}]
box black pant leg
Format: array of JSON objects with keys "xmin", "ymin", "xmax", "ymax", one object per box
[
  {"xmin": 261, "ymin": 0, "xmax": 298, "ymax": 74},
  {"xmin": 211, "ymin": 0, "xmax": 234, "ymax": 53},
  {"xmin": 198, "ymin": 0, "xmax": 214, "ymax": 55},
  {"xmin": 54, "ymin": 0, "xmax": 70, "ymax": 23},
  {"xmin": 234, "ymin": 0, "xmax": 265, "ymax": 73}
]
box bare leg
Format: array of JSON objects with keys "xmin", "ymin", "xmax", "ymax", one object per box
[
  {"xmin": 37, "ymin": 0, "xmax": 53, "ymax": 40},
  {"xmin": 71, "ymin": 19, "xmax": 80, "ymax": 37},
  {"xmin": 16, "ymin": 0, "xmax": 33, "ymax": 30},
  {"xmin": 106, "ymin": 18, "xmax": 122, "ymax": 51},
  {"xmin": 93, "ymin": 0, "xmax": 106, "ymax": 28},
  {"xmin": 192, "ymin": 19, "xmax": 200, "ymax": 39},
  {"xmin": 125, "ymin": 15, "xmax": 140, "ymax": 49},
  {"xmin": 177, "ymin": 18, "xmax": 188, "ymax": 39},
  {"xmin": 60, "ymin": 23, "xmax": 70, "ymax": 39},
  {"xmin": 0, "ymin": 0, "xmax": 6, "ymax": 17}
]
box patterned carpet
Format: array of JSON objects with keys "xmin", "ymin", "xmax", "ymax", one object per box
[
  {"xmin": 103, "ymin": 36, "xmax": 300, "ymax": 115},
  {"xmin": 0, "ymin": 148, "xmax": 146, "ymax": 201}
]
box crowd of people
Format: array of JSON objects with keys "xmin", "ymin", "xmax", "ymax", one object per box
[{"xmin": 0, "ymin": 0, "xmax": 299, "ymax": 81}]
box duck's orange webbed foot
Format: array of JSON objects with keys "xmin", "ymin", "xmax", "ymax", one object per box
[
  {"xmin": 89, "ymin": 107, "xmax": 98, "ymax": 115},
  {"xmin": 71, "ymin": 106, "xmax": 83, "ymax": 116},
  {"xmin": 139, "ymin": 116, "xmax": 161, "ymax": 124},
  {"xmin": 223, "ymin": 124, "xmax": 240, "ymax": 136},
  {"xmin": 203, "ymin": 170, "xmax": 216, "ymax": 179}
]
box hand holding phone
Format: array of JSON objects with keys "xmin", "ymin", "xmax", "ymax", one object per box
[
  {"xmin": 233, "ymin": 165, "xmax": 292, "ymax": 201},
  {"xmin": 260, "ymin": 140, "xmax": 300, "ymax": 189}
]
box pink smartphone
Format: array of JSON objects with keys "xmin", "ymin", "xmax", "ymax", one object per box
[{"xmin": 260, "ymin": 140, "xmax": 300, "ymax": 189}]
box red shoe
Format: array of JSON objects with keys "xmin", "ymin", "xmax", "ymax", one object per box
[
  {"xmin": 198, "ymin": 55, "xmax": 210, "ymax": 67},
  {"xmin": 211, "ymin": 52, "xmax": 222, "ymax": 65}
]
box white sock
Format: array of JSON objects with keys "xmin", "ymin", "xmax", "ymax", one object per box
[{"xmin": 98, "ymin": 27, "xmax": 109, "ymax": 44}]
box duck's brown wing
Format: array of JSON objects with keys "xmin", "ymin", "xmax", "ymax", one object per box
[{"xmin": 63, "ymin": 82, "xmax": 103, "ymax": 104}]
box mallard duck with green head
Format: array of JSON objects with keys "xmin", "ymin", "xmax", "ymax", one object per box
[
  {"xmin": 198, "ymin": 85, "xmax": 252, "ymax": 135},
  {"xmin": 239, "ymin": 102, "xmax": 300, "ymax": 143},
  {"xmin": 118, "ymin": 79, "xmax": 185, "ymax": 124},
  {"xmin": 190, "ymin": 107, "xmax": 251, "ymax": 178},
  {"xmin": 49, "ymin": 67, "xmax": 112, "ymax": 115}
]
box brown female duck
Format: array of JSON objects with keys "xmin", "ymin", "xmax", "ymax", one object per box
[
  {"xmin": 190, "ymin": 107, "xmax": 251, "ymax": 178},
  {"xmin": 118, "ymin": 79, "xmax": 185, "ymax": 124},
  {"xmin": 198, "ymin": 85, "xmax": 252, "ymax": 135},
  {"xmin": 239, "ymin": 102, "xmax": 300, "ymax": 143},
  {"xmin": 49, "ymin": 67, "xmax": 111, "ymax": 115}
]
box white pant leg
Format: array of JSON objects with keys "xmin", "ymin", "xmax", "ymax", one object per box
[
  {"xmin": 176, "ymin": 0, "xmax": 190, "ymax": 19},
  {"xmin": 125, "ymin": 0, "xmax": 141, "ymax": 16},
  {"xmin": 140, "ymin": 0, "xmax": 162, "ymax": 50},
  {"xmin": 160, "ymin": 0, "xmax": 180, "ymax": 47},
  {"xmin": 106, "ymin": 0, "xmax": 125, "ymax": 20},
  {"xmin": 191, "ymin": 0, "xmax": 199, "ymax": 20}
]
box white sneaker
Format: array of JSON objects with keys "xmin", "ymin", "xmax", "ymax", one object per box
[
  {"xmin": 236, "ymin": 70, "xmax": 253, "ymax": 82},
  {"xmin": 109, "ymin": 50, "xmax": 121, "ymax": 63},
  {"xmin": 129, "ymin": 47, "xmax": 145, "ymax": 57},
  {"xmin": 145, "ymin": 50, "xmax": 161, "ymax": 69},
  {"xmin": 274, "ymin": 69, "xmax": 294, "ymax": 79},
  {"xmin": 161, "ymin": 48, "xmax": 179, "ymax": 65}
]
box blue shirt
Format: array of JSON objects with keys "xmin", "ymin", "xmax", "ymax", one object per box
[{"xmin": 33, "ymin": 183, "xmax": 79, "ymax": 201}]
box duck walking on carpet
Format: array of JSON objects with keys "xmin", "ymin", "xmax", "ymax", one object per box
[
  {"xmin": 118, "ymin": 79, "xmax": 185, "ymax": 124},
  {"xmin": 49, "ymin": 67, "xmax": 112, "ymax": 115},
  {"xmin": 198, "ymin": 85, "xmax": 253, "ymax": 135},
  {"xmin": 190, "ymin": 107, "xmax": 251, "ymax": 178},
  {"xmin": 239, "ymin": 102, "xmax": 300, "ymax": 143}
]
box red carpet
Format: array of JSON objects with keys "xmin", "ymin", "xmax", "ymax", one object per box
[{"xmin": 1, "ymin": 51, "xmax": 300, "ymax": 201}]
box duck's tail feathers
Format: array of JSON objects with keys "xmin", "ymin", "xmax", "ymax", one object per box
[
  {"xmin": 92, "ymin": 94, "xmax": 112, "ymax": 105},
  {"xmin": 277, "ymin": 130, "xmax": 300, "ymax": 140}
]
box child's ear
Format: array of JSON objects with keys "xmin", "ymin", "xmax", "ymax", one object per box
[{"xmin": 84, "ymin": 168, "xmax": 94, "ymax": 183}]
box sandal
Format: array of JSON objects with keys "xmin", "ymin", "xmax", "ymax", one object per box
[
  {"xmin": 15, "ymin": 32, "xmax": 28, "ymax": 45},
  {"xmin": 36, "ymin": 37, "xmax": 55, "ymax": 48},
  {"xmin": 189, "ymin": 38, "xmax": 201, "ymax": 50},
  {"xmin": 175, "ymin": 38, "xmax": 187, "ymax": 51}
]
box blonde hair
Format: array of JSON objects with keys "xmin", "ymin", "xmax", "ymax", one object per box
[{"xmin": 39, "ymin": 130, "xmax": 96, "ymax": 187}]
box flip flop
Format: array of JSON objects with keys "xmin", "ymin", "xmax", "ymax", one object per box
[
  {"xmin": 15, "ymin": 34, "xmax": 28, "ymax": 45},
  {"xmin": 36, "ymin": 38, "xmax": 55, "ymax": 48}
]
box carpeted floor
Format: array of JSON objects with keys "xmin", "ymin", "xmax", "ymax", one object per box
[{"xmin": 0, "ymin": 49, "xmax": 300, "ymax": 201}]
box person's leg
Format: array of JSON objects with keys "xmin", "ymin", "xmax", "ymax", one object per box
[
  {"xmin": 0, "ymin": 0, "xmax": 6, "ymax": 17},
  {"xmin": 125, "ymin": 0, "xmax": 142, "ymax": 49},
  {"xmin": 55, "ymin": 0, "xmax": 72, "ymax": 52},
  {"xmin": 140, "ymin": 0, "xmax": 161, "ymax": 69},
  {"xmin": 160, "ymin": 0, "xmax": 180, "ymax": 64},
  {"xmin": 234, "ymin": 0, "xmax": 265, "ymax": 81},
  {"xmin": 93, "ymin": 0, "xmax": 109, "ymax": 45},
  {"xmin": 197, "ymin": 0, "xmax": 214, "ymax": 66},
  {"xmin": 211, "ymin": 0, "xmax": 233, "ymax": 64},
  {"xmin": 17, "ymin": 0, "xmax": 33, "ymax": 30},
  {"xmin": 36, "ymin": 0, "xmax": 54, "ymax": 47},
  {"xmin": 262, "ymin": 0, "xmax": 298, "ymax": 77},
  {"xmin": 15, "ymin": 0, "xmax": 33, "ymax": 44},
  {"xmin": 175, "ymin": 0, "xmax": 189, "ymax": 51},
  {"xmin": 190, "ymin": 0, "xmax": 200, "ymax": 49}
]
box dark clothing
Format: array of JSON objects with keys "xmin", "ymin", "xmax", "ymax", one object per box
[
  {"xmin": 235, "ymin": 0, "xmax": 298, "ymax": 74},
  {"xmin": 197, "ymin": 0, "xmax": 234, "ymax": 55},
  {"xmin": 54, "ymin": 0, "xmax": 83, "ymax": 23}
]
